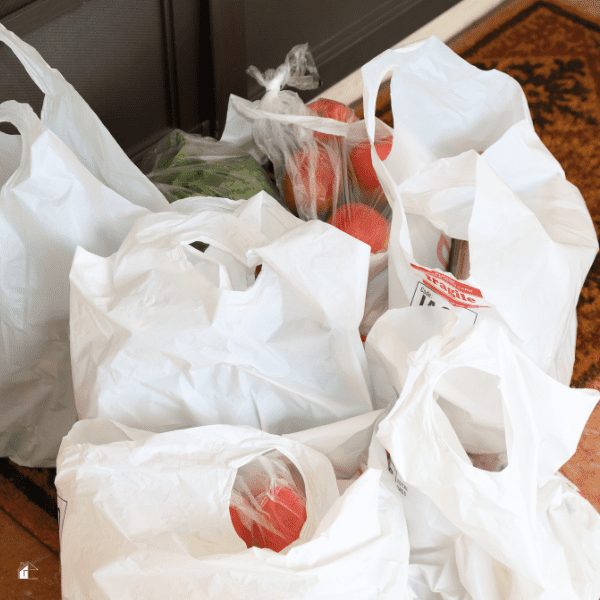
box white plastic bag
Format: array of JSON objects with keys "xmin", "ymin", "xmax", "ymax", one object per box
[
  {"xmin": 370, "ymin": 316, "xmax": 600, "ymax": 599},
  {"xmin": 360, "ymin": 36, "xmax": 599, "ymax": 385},
  {"xmin": 70, "ymin": 192, "xmax": 374, "ymax": 435},
  {"xmin": 55, "ymin": 418, "xmax": 412, "ymax": 600},
  {"xmin": 0, "ymin": 24, "xmax": 169, "ymax": 467}
]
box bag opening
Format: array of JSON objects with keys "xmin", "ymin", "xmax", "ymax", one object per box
[
  {"xmin": 434, "ymin": 368, "xmax": 509, "ymax": 472},
  {"xmin": 229, "ymin": 450, "xmax": 307, "ymax": 552}
]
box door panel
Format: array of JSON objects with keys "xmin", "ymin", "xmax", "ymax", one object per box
[
  {"xmin": 245, "ymin": 0, "xmax": 463, "ymax": 102},
  {"xmin": 0, "ymin": 0, "xmax": 211, "ymax": 158}
]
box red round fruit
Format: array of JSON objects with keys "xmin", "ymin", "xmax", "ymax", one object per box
[
  {"xmin": 229, "ymin": 506, "xmax": 254, "ymax": 548},
  {"xmin": 282, "ymin": 143, "xmax": 341, "ymax": 219},
  {"xmin": 308, "ymin": 97, "xmax": 358, "ymax": 123},
  {"xmin": 256, "ymin": 485, "xmax": 307, "ymax": 553},
  {"xmin": 307, "ymin": 98, "xmax": 358, "ymax": 144},
  {"xmin": 329, "ymin": 203, "xmax": 390, "ymax": 254},
  {"xmin": 350, "ymin": 136, "xmax": 393, "ymax": 191},
  {"xmin": 230, "ymin": 485, "xmax": 307, "ymax": 553}
]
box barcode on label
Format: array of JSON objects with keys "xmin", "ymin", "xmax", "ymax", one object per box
[{"xmin": 410, "ymin": 281, "xmax": 478, "ymax": 335}]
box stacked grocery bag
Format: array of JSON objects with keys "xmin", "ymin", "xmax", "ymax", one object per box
[{"xmin": 0, "ymin": 21, "xmax": 599, "ymax": 598}]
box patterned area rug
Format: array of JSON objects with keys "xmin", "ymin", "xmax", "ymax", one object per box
[{"xmin": 0, "ymin": 1, "xmax": 599, "ymax": 595}]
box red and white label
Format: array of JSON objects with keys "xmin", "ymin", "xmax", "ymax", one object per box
[{"xmin": 410, "ymin": 263, "xmax": 489, "ymax": 309}]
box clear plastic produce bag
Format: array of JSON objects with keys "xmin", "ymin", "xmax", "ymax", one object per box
[
  {"xmin": 226, "ymin": 44, "xmax": 393, "ymax": 254},
  {"xmin": 138, "ymin": 128, "xmax": 280, "ymax": 202},
  {"xmin": 222, "ymin": 45, "xmax": 394, "ymax": 338}
]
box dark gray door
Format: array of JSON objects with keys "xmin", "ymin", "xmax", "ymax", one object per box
[
  {"xmin": 0, "ymin": 0, "xmax": 213, "ymax": 159},
  {"xmin": 244, "ymin": 0, "xmax": 463, "ymax": 102}
]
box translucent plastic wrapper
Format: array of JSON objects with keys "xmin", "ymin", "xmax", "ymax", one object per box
[
  {"xmin": 244, "ymin": 44, "xmax": 393, "ymax": 255},
  {"xmin": 138, "ymin": 129, "xmax": 279, "ymax": 203},
  {"xmin": 229, "ymin": 450, "xmax": 307, "ymax": 552},
  {"xmin": 328, "ymin": 117, "xmax": 393, "ymax": 254}
]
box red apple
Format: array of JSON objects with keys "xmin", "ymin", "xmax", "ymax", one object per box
[
  {"xmin": 307, "ymin": 98, "xmax": 358, "ymax": 144},
  {"xmin": 350, "ymin": 136, "xmax": 393, "ymax": 191},
  {"xmin": 282, "ymin": 142, "xmax": 341, "ymax": 219},
  {"xmin": 329, "ymin": 203, "xmax": 390, "ymax": 254}
]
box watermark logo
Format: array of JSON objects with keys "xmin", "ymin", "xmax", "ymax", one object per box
[{"xmin": 18, "ymin": 561, "xmax": 38, "ymax": 580}]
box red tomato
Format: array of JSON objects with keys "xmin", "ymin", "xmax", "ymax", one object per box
[
  {"xmin": 350, "ymin": 136, "xmax": 393, "ymax": 191},
  {"xmin": 307, "ymin": 98, "xmax": 358, "ymax": 144},
  {"xmin": 282, "ymin": 142, "xmax": 341, "ymax": 218},
  {"xmin": 255, "ymin": 485, "xmax": 307, "ymax": 552},
  {"xmin": 231, "ymin": 486, "xmax": 307, "ymax": 553},
  {"xmin": 229, "ymin": 505, "xmax": 254, "ymax": 548},
  {"xmin": 308, "ymin": 97, "xmax": 358, "ymax": 123},
  {"xmin": 329, "ymin": 203, "xmax": 390, "ymax": 254}
]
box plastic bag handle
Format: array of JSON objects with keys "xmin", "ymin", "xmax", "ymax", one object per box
[
  {"xmin": 0, "ymin": 99, "xmax": 33, "ymax": 130},
  {"xmin": 360, "ymin": 49, "xmax": 404, "ymax": 145},
  {"xmin": 127, "ymin": 209, "xmax": 270, "ymax": 268},
  {"xmin": 0, "ymin": 100, "xmax": 44, "ymax": 165},
  {"xmin": 359, "ymin": 48, "xmax": 410, "ymax": 209},
  {"xmin": 405, "ymin": 322, "xmax": 599, "ymax": 486},
  {"xmin": 413, "ymin": 343, "xmax": 529, "ymax": 476},
  {"xmin": 0, "ymin": 23, "xmax": 61, "ymax": 101},
  {"xmin": 0, "ymin": 23, "xmax": 169, "ymax": 212},
  {"xmin": 231, "ymin": 96, "xmax": 350, "ymax": 138}
]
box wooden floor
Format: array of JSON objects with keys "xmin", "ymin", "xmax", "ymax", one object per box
[{"xmin": 0, "ymin": 507, "xmax": 62, "ymax": 599}]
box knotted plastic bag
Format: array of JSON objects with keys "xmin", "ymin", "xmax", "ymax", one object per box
[{"xmin": 234, "ymin": 44, "xmax": 393, "ymax": 255}]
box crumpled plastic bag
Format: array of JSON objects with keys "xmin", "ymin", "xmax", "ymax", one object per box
[
  {"xmin": 56, "ymin": 418, "xmax": 414, "ymax": 600},
  {"xmin": 369, "ymin": 314, "xmax": 600, "ymax": 600}
]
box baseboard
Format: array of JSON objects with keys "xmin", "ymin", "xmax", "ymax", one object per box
[{"xmin": 315, "ymin": 0, "xmax": 510, "ymax": 106}]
